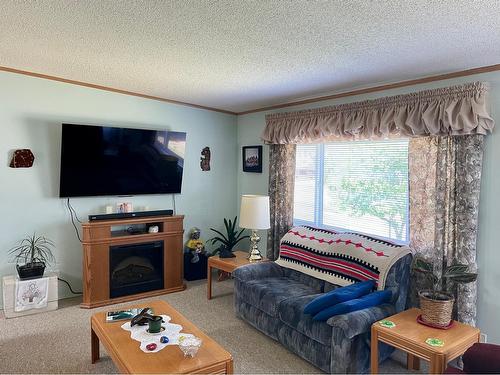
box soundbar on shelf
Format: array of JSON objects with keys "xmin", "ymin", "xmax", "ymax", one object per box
[{"xmin": 88, "ymin": 209, "xmax": 174, "ymax": 221}]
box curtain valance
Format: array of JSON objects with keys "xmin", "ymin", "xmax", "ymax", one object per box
[{"xmin": 262, "ymin": 82, "xmax": 494, "ymax": 144}]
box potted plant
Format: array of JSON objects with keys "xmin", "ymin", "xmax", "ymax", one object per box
[
  {"xmin": 412, "ymin": 256, "xmax": 477, "ymax": 327},
  {"xmin": 209, "ymin": 217, "xmax": 249, "ymax": 258},
  {"xmin": 9, "ymin": 233, "xmax": 55, "ymax": 279}
]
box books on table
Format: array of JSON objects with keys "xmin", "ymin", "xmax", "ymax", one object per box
[{"xmin": 106, "ymin": 308, "xmax": 152, "ymax": 322}]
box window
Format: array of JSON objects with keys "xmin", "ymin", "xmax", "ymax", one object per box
[{"xmin": 293, "ymin": 139, "xmax": 409, "ymax": 243}]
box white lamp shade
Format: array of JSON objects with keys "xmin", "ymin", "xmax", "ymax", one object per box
[{"xmin": 239, "ymin": 195, "xmax": 270, "ymax": 230}]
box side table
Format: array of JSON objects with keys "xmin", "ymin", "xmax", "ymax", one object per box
[
  {"xmin": 207, "ymin": 250, "xmax": 268, "ymax": 299},
  {"xmin": 371, "ymin": 308, "xmax": 480, "ymax": 374}
]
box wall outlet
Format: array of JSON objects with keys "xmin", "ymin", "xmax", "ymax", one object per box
[{"xmin": 480, "ymin": 333, "xmax": 487, "ymax": 343}]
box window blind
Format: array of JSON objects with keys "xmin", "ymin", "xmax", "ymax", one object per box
[
  {"xmin": 293, "ymin": 144, "xmax": 317, "ymax": 223},
  {"xmin": 293, "ymin": 139, "xmax": 409, "ymax": 243}
]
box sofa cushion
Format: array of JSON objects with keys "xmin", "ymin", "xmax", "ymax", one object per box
[
  {"xmin": 282, "ymin": 267, "xmax": 325, "ymax": 291},
  {"xmin": 303, "ymin": 280, "xmax": 375, "ymax": 315},
  {"xmin": 278, "ymin": 294, "xmax": 333, "ymax": 346},
  {"xmin": 238, "ymin": 277, "xmax": 320, "ymax": 317},
  {"xmin": 324, "ymin": 282, "xmax": 340, "ymax": 293},
  {"xmin": 313, "ymin": 290, "xmax": 392, "ymax": 321}
]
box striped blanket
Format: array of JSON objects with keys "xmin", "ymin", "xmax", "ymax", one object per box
[{"xmin": 275, "ymin": 226, "xmax": 411, "ymax": 290}]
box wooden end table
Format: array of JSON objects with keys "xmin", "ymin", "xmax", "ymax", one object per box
[
  {"xmin": 91, "ymin": 300, "xmax": 233, "ymax": 374},
  {"xmin": 207, "ymin": 250, "xmax": 268, "ymax": 299},
  {"xmin": 371, "ymin": 308, "xmax": 480, "ymax": 374}
]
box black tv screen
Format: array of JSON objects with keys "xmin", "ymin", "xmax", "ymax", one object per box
[{"xmin": 59, "ymin": 124, "xmax": 186, "ymax": 197}]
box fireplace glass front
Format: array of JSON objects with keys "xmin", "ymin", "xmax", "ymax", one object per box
[{"xmin": 109, "ymin": 241, "xmax": 164, "ymax": 298}]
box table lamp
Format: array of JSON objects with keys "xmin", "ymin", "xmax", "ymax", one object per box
[{"xmin": 239, "ymin": 195, "xmax": 270, "ymax": 262}]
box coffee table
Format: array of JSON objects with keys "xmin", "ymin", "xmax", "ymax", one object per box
[
  {"xmin": 91, "ymin": 300, "xmax": 233, "ymax": 374},
  {"xmin": 371, "ymin": 308, "xmax": 480, "ymax": 374},
  {"xmin": 207, "ymin": 250, "xmax": 268, "ymax": 300}
]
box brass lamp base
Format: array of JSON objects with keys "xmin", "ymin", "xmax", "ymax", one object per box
[{"xmin": 248, "ymin": 229, "xmax": 262, "ymax": 262}]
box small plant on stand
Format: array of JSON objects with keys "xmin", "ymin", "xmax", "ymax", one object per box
[
  {"xmin": 209, "ymin": 217, "xmax": 249, "ymax": 258},
  {"xmin": 9, "ymin": 233, "xmax": 55, "ymax": 279},
  {"xmin": 412, "ymin": 256, "xmax": 477, "ymax": 328}
]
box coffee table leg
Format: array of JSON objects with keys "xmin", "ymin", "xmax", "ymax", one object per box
[
  {"xmin": 370, "ymin": 326, "xmax": 379, "ymax": 374},
  {"xmin": 226, "ymin": 358, "xmax": 234, "ymax": 374},
  {"xmin": 407, "ymin": 353, "xmax": 420, "ymax": 370},
  {"xmin": 207, "ymin": 264, "xmax": 212, "ymax": 300},
  {"xmin": 91, "ymin": 326, "xmax": 100, "ymax": 363}
]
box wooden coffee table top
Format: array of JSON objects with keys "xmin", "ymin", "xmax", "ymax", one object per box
[
  {"xmin": 91, "ymin": 300, "xmax": 233, "ymax": 374},
  {"xmin": 208, "ymin": 250, "xmax": 268, "ymax": 273}
]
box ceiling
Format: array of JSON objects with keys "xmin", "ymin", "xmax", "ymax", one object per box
[{"xmin": 1, "ymin": 0, "xmax": 500, "ymax": 114}]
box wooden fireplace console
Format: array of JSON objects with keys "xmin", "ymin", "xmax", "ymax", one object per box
[{"xmin": 81, "ymin": 215, "xmax": 185, "ymax": 308}]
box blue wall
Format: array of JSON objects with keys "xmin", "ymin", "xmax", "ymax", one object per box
[{"xmin": 0, "ymin": 71, "xmax": 237, "ymax": 305}]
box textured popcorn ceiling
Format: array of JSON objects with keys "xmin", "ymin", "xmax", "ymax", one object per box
[{"xmin": 1, "ymin": 0, "xmax": 500, "ymax": 113}]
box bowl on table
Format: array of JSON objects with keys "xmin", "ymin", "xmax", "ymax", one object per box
[{"xmin": 178, "ymin": 336, "xmax": 202, "ymax": 357}]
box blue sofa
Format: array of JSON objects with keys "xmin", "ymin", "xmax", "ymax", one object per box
[{"xmin": 233, "ymin": 254, "xmax": 412, "ymax": 373}]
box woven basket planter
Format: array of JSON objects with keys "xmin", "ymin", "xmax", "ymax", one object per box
[{"xmin": 419, "ymin": 290, "xmax": 454, "ymax": 327}]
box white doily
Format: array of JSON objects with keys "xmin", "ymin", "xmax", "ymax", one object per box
[{"xmin": 121, "ymin": 314, "xmax": 194, "ymax": 353}]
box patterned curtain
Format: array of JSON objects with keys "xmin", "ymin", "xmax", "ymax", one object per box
[
  {"xmin": 267, "ymin": 144, "xmax": 296, "ymax": 260},
  {"xmin": 409, "ymin": 135, "xmax": 484, "ymax": 326}
]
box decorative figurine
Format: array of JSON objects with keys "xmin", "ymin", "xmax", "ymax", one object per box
[
  {"xmin": 9, "ymin": 149, "xmax": 35, "ymax": 168},
  {"xmin": 160, "ymin": 336, "xmax": 169, "ymax": 344},
  {"xmin": 146, "ymin": 343, "xmax": 157, "ymax": 351},
  {"xmin": 184, "ymin": 227, "xmax": 205, "ymax": 263},
  {"xmin": 200, "ymin": 147, "xmax": 211, "ymax": 171},
  {"xmin": 130, "ymin": 308, "xmax": 163, "ymax": 327}
]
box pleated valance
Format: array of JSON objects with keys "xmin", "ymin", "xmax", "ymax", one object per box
[{"xmin": 262, "ymin": 82, "xmax": 494, "ymax": 144}]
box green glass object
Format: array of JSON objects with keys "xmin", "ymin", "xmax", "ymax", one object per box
[
  {"xmin": 148, "ymin": 315, "xmax": 163, "ymax": 334},
  {"xmin": 425, "ymin": 338, "xmax": 444, "ymax": 347},
  {"xmin": 379, "ymin": 320, "xmax": 396, "ymax": 328}
]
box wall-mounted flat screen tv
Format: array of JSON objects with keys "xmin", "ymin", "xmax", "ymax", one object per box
[{"xmin": 59, "ymin": 124, "xmax": 186, "ymax": 197}]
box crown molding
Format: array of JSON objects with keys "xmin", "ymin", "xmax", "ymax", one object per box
[
  {"xmin": 0, "ymin": 66, "xmax": 238, "ymax": 116},
  {"xmin": 238, "ymin": 63, "xmax": 500, "ymax": 115},
  {"xmin": 2, "ymin": 63, "xmax": 500, "ymax": 116}
]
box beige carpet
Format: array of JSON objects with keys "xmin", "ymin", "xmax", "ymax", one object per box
[{"xmin": 0, "ymin": 278, "xmax": 422, "ymax": 374}]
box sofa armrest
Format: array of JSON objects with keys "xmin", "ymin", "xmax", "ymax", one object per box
[
  {"xmin": 463, "ymin": 343, "xmax": 500, "ymax": 373},
  {"xmin": 326, "ymin": 303, "xmax": 396, "ymax": 339},
  {"xmin": 232, "ymin": 262, "xmax": 283, "ymax": 282}
]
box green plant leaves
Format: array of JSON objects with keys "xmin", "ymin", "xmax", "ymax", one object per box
[
  {"xmin": 209, "ymin": 228, "xmax": 229, "ymax": 243},
  {"xmin": 412, "ymin": 256, "xmax": 433, "ymax": 273},
  {"xmin": 443, "ymin": 264, "xmax": 469, "ymax": 277},
  {"xmin": 8, "ymin": 233, "xmax": 55, "ymax": 265},
  {"xmin": 209, "ymin": 216, "xmax": 249, "ymax": 252},
  {"xmin": 445, "ymin": 273, "xmax": 478, "ymax": 284},
  {"xmin": 412, "ymin": 255, "xmax": 478, "ymax": 296},
  {"xmin": 442, "ymin": 264, "xmax": 477, "ymax": 284}
]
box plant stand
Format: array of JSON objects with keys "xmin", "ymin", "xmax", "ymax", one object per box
[
  {"xmin": 183, "ymin": 253, "xmax": 208, "ymax": 281},
  {"xmin": 2, "ymin": 273, "xmax": 58, "ymax": 318}
]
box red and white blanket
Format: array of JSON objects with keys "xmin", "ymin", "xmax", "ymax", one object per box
[{"xmin": 275, "ymin": 226, "xmax": 411, "ymax": 290}]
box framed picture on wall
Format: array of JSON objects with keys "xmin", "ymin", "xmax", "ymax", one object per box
[{"xmin": 242, "ymin": 145, "xmax": 263, "ymax": 173}]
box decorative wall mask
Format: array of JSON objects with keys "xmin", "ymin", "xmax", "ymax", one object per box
[
  {"xmin": 9, "ymin": 149, "xmax": 35, "ymax": 168},
  {"xmin": 200, "ymin": 147, "xmax": 211, "ymax": 171}
]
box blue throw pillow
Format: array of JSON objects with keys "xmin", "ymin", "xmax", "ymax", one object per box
[
  {"xmin": 303, "ymin": 280, "xmax": 376, "ymax": 315},
  {"xmin": 312, "ymin": 290, "xmax": 392, "ymax": 321}
]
